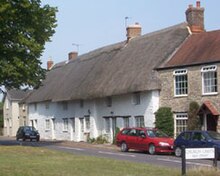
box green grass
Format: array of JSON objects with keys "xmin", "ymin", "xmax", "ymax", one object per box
[{"xmin": 0, "ymin": 146, "xmax": 219, "ymax": 176}]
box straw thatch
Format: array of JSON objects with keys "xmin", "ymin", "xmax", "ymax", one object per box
[{"xmin": 26, "ymin": 23, "xmax": 189, "ymax": 103}]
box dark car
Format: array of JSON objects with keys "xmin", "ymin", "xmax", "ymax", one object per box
[
  {"xmin": 16, "ymin": 126, "xmax": 40, "ymax": 141},
  {"xmin": 116, "ymin": 127, "xmax": 174, "ymax": 155},
  {"xmin": 174, "ymin": 130, "xmax": 220, "ymax": 157}
]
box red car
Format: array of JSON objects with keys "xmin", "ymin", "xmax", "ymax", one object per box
[{"xmin": 116, "ymin": 127, "xmax": 174, "ymax": 155}]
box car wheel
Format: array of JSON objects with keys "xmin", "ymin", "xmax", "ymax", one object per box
[
  {"xmin": 175, "ymin": 147, "xmax": 182, "ymax": 157},
  {"xmin": 121, "ymin": 142, "xmax": 128, "ymax": 152},
  {"xmin": 149, "ymin": 144, "xmax": 156, "ymax": 155}
]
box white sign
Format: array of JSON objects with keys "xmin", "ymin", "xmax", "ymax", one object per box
[{"xmin": 185, "ymin": 148, "xmax": 215, "ymax": 160}]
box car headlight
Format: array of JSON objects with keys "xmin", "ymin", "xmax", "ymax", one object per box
[{"xmin": 159, "ymin": 142, "xmax": 170, "ymax": 146}]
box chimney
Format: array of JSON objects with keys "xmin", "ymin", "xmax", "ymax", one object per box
[
  {"xmin": 68, "ymin": 51, "xmax": 78, "ymax": 61},
  {"xmin": 185, "ymin": 1, "xmax": 205, "ymax": 33},
  {"xmin": 47, "ymin": 59, "xmax": 54, "ymax": 70},
  {"xmin": 126, "ymin": 22, "xmax": 142, "ymax": 42}
]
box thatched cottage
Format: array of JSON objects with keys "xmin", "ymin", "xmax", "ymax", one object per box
[{"xmin": 24, "ymin": 2, "xmax": 211, "ymax": 142}]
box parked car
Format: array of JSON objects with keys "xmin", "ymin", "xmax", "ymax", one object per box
[
  {"xmin": 16, "ymin": 126, "xmax": 40, "ymax": 141},
  {"xmin": 116, "ymin": 127, "xmax": 174, "ymax": 155},
  {"xmin": 174, "ymin": 130, "xmax": 220, "ymax": 157}
]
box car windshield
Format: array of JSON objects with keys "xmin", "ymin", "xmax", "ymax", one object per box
[
  {"xmin": 146, "ymin": 130, "xmax": 168, "ymax": 138},
  {"xmin": 207, "ymin": 131, "xmax": 220, "ymax": 140},
  {"xmin": 24, "ymin": 126, "xmax": 37, "ymax": 132}
]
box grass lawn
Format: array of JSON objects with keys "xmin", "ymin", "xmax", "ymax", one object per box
[{"xmin": 0, "ymin": 146, "xmax": 219, "ymax": 176}]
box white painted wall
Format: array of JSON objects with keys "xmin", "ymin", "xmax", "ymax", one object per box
[
  {"xmin": 3, "ymin": 97, "xmax": 20, "ymax": 136},
  {"xmin": 28, "ymin": 90, "xmax": 159, "ymax": 142}
]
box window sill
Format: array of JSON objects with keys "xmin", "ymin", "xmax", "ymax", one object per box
[
  {"xmin": 174, "ymin": 94, "xmax": 188, "ymax": 98},
  {"xmin": 202, "ymin": 92, "xmax": 218, "ymax": 96}
]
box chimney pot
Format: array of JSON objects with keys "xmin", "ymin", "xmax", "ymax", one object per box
[
  {"xmin": 68, "ymin": 51, "xmax": 78, "ymax": 61},
  {"xmin": 126, "ymin": 22, "xmax": 142, "ymax": 42},
  {"xmin": 47, "ymin": 59, "xmax": 54, "ymax": 70},
  {"xmin": 196, "ymin": 1, "xmax": 200, "ymax": 8},
  {"xmin": 185, "ymin": 1, "xmax": 204, "ymax": 33}
]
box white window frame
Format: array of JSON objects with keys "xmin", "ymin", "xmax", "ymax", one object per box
[
  {"xmin": 135, "ymin": 116, "xmax": 145, "ymax": 127},
  {"xmin": 63, "ymin": 118, "xmax": 68, "ymax": 132},
  {"xmin": 105, "ymin": 118, "xmax": 111, "ymax": 133},
  {"xmin": 173, "ymin": 69, "xmax": 188, "ymax": 97},
  {"xmin": 201, "ymin": 65, "xmax": 218, "ymax": 95},
  {"xmin": 45, "ymin": 119, "xmax": 50, "ymax": 131},
  {"xmin": 123, "ymin": 118, "xmax": 129, "ymax": 128},
  {"xmin": 132, "ymin": 92, "xmax": 141, "ymax": 105},
  {"xmin": 174, "ymin": 113, "xmax": 188, "ymax": 137}
]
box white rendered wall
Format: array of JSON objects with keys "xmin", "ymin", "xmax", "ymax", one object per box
[{"xmin": 28, "ymin": 90, "xmax": 159, "ymax": 142}]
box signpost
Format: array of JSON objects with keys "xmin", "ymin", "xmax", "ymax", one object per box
[{"xmin": 181, "ymin": 146, "xmax": 218, "ymax": 176}]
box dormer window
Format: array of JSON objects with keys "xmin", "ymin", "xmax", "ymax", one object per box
[
  {"xmin": 173, "ymin": 69, "xmax": 188, "ymax": 96},
  {"xmin": 201, "ymin": 65, "xmax": 217, "ymax": 95}
]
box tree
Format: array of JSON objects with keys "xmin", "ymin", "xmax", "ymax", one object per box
[
  {"xmin": 187, "ymin": 101, "xmax": 200, "ymax": 130},
  {"xmin": 0, "ymin": 0, "xmax": 57, "ymax": 90},
  {"xmin": 155, "ymin": 107, "xmax": 174, "ymax": 137}
]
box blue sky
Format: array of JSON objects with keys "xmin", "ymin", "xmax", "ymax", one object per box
[{"xmin": 40, "ymin": 0, "xmax": 220, "ymax": 68}]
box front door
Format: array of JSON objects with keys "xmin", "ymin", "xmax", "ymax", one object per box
[
  {"xmin": 207, "ymin": 114, "xmax": 218, "ymax": 131},
  {"xmin": 51, "ymin": 119, "xmax": 55, "ymax": 140},
  {"xmin": 70, "ymin": 118, "xmax": 75, "ymax": 141},
  {"xmin": 79, "ymin": 118, "xmax": 85, "ymax": 141}
]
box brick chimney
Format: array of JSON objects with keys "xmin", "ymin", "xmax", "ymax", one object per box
[
  {"xmin": 126, "ymin": 22, "xmax": 142, "ymax": 42},
  {"xmin": 47, "ymin": 59, "xmax": 54, "ymax": 70},
  {"xmin": 185, "ymin": 1, "xmax": 205, "ymax": 33},
  {"xmin": 68, "ymin": 51, "xmax": 78, "ymax": 61}
]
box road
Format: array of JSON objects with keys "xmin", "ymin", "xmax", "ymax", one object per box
[{"xmin": 0, "ymin": 136, "xmax": 219, "ymax": 170}]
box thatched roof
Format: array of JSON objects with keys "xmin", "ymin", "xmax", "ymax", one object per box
[{"xmin": 26, "ymin": 23, "xmax": 189, "ymax": 103}]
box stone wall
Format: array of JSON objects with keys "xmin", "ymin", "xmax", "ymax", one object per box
[{"xmin": 159, "ymin": 63, "xmax": 220, "ymax": 112}]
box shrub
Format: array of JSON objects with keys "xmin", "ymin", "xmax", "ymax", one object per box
[
  {"xmin": 187, "ymin": 101, "xmax": 200, "ymax": 130},
  {"xmin": 155, "ymin": 107, "xmax": 174, "ymax": 137}
]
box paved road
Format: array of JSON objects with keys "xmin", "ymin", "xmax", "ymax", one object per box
[{"xmin": 0, "ymin": 136, "xmax": 219, "ymax": 170}]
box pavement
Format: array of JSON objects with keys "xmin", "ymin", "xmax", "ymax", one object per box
[{"xmin": 0, "ymin": 135, "xmax": 119, "ymax": 151}]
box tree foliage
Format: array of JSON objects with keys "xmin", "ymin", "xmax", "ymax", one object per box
[
  {"xmin": 155, "ymin": 107, "xmax": 174, "ymax": 137},
  {"xmin": 187, "ymin": 101, "xmax": 200, "ymax": 130},
  {"xmin": 0, "ymin": 0, "xmax": 57, "ymax": 89}
]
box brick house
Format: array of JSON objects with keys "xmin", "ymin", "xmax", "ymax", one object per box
[{"xmin": 157, "ymin": 2, "xmax": 220, "ymax": 137}]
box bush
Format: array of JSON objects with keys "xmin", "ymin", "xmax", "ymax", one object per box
[
  {"xmin": 87, "ymin": 135, "xmax": 108, "ymax": 144},
  {"xmin": 155, "ymin": 107, "xmax": 174, "ymax": 137},
  {"xmin": 187, "ymin": 101, "xmax": 200, "ymax": 130}
]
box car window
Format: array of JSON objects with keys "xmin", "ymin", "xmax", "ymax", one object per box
[
  {"xmin": 180, "ymin": 132, "xmax": 191, "ymax": 140},
  {"xmin": 192, "ymin": 132, "xmax": 206, "ymax": 141},
  {"xmin": 207, "ymin": 131, "xmax": 220, "ymax": 140},
  {"xmin": 121, "ymin": 129, "xmax": 130, "ymax": 135},
  {"xmin": 146, "ymin": 130, "xmax": 168, "ymax": 138},
  {"xmin": 128, "ymin": 129, "xmax": 137, "ymax": 136}
]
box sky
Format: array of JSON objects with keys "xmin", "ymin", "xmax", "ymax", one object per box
[{"xmin": 40, "ymin": 0, "xmax": 220, "ymax": 69}]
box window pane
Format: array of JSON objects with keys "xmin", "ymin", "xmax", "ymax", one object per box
[
  {"xmin": 203, "ymin": 69, "xmax": 217, "ymax": 94},
  {"xmin": 175, "ymin": 74, "xmax": 188, "ymax": 95}
]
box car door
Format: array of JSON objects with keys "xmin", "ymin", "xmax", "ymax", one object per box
[
  {"xmin": 190, "ymin": 132, "xmax": 209, "ymax": 148},
  {"xmin": 136, "ymin": 129, "xmax": 148, "ymax": 151},
  {"xmin": 126, "ymin": 129, "xmax": 138, "ymax": 149}
]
